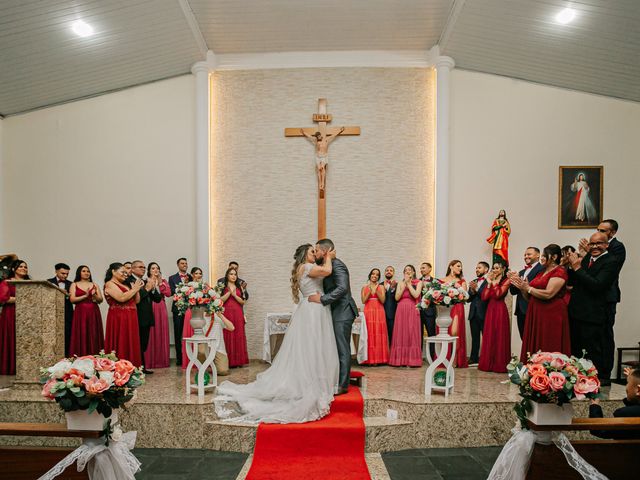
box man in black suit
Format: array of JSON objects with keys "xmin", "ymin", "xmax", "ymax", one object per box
[
  {"xmin": 217, "ymin": 261, "xmax": 248, "ymax": 300},
  {"xmin": 509, "ymin": 247, "xmax": 543, "ymax": 339},
  {"xmin": 47, "ymin": 263, "xmax": 73, "ymax": 356},
  {"xmin": 169, "ymin": 257, "xmax": 192, "ymax": 365},
  {"xmin": 130, "ymin": 261, "xmax": 161, "ymax": 373},
  {"xmin": 568, "ymin": 232, "xmax": 619, "ymax": 385},
  {"xmin": 468, "ymin": 261, "xmax": 490, "ymax": 366},
  {"xmin": 419, "ymin": 262, "xmax": 437, "ymax": 358},
  {"xmin": 309, "ymin": 239, "xmax": 358, "ymax": 395},
  {"xmin": 596, "ymin": 219, "xmax": 626, "ymax": 385},
  {"xmin": 381, "ymin": 266, "xmax": 397, "ymax": 345},
  {"xmin": 589, "ymin": 367, "xmax": 640, "ymax": 439}
]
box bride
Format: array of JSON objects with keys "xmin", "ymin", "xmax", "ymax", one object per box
[{"xmin": 214, "ymin": 244, "xmax": 339, "ymax": 424}]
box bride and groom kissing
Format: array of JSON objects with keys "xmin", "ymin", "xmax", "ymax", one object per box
[{"xmin": 214, "ymin": 238, "xmax": 358, "ymax": 424}]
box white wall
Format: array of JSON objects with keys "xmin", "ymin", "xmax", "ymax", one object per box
[
  {"xmin": 449, "ymin": 69, "xmax": 640, "ymax": 368},
  {"xmin": 1, "ymin": 76, "xmax": 197, "ymax": 341}
]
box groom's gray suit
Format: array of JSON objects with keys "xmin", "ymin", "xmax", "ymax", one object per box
[{"xmin": 321, "ymin": 258, "xmax": 358, "ymax": 391}]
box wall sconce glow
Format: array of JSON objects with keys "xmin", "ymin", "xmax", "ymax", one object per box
[
  {"xmin": 71, "ymin": 20, "xmax": 94, "ymax": 37},
  {"xmin": 555, "ymin": 8, "xmax": 576, "ymax": 24}
]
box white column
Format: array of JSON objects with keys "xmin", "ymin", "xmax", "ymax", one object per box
[
  {"xmin": 191, "ymin": 51, "xmax": 216, "ymax": 281},
  {"xmin": 434, "ymin": 55, "xmax": 455, "ymax": 277}
]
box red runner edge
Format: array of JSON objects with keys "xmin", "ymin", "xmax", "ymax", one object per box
[{"xmin": 246, "ymin": 384, "xmax": 370, "ymax": 480}]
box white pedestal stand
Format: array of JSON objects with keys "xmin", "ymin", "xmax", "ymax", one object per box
[
  {"xmin": 185, "ymin": 336, "xmax": 217, "ymax": 404},
  {"xmin": 424, "ymin": 335, "xmax": 457, "ymax": 397}
]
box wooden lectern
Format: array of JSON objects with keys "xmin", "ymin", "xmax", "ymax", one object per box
[{"xmin": 9, "ymin": 280, "xmax": 67, "ymax": 385}]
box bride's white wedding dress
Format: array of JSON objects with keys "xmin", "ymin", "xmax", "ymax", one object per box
[{"xmin": 214, "ymin": 263, "xmax": 339, "ymax": 424}]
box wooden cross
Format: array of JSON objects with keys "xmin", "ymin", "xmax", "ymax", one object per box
[{"xmin": 285, "ymin": 98, "xmax": 360, "ymax": 239}]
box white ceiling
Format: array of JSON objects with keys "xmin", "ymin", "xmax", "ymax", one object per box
[{"xmin": 0, "ymin": 0, "xmax": 638, "ymax": 116}]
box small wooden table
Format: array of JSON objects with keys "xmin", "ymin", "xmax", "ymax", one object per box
[{"xmin": 185, "ymin": 336, "xmax": 217, "ymax": 403}]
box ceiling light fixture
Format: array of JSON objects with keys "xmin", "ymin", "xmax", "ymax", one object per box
[
  {"xmin": 71, "ymin": 20, "xmax": 94, "ymax": 37},
  {"xmin": 555, "ymin": 8, "xmax": 576, "ymax": 25}
]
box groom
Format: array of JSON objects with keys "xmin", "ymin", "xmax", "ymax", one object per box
[{"xmin": 309, "ymin": 238, "xmax": 358, "ymax": 395}]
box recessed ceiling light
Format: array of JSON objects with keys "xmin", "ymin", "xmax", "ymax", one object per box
[
  {"xmin": 71, "ymin": 20, "xmax": 94, "ymax": 37},
  {"xmin": 555, "ymin": 8, "xmax": 576, "ymax": 24}
]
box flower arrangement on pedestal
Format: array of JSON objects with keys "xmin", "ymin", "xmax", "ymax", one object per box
[
  {"xmin": 173, "ymin": 280, "xmax": 225, "ymax": 338},
  {"xmin": 507, "ymin": 351, "xmax": 601, "ymax": 427},
  {"xmin": 418, "ymin": 279, "xmax": 469, "ymax": 335},
  {"xmin": 40, "ymin": 351, "xmax": 145, "ymax": 419}
]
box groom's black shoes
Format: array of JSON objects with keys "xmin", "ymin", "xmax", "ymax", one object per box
[{"xmin": 336, "ymin": 387, "xmax": 349, "ymax": 395}]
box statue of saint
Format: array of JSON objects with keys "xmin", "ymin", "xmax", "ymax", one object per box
[
  {"xmin": 300, "ymin": 127, "xmax": 345, "ymax": 192},
  {"xmin": 486, "ymin": 210, "xmax": 511, "ymax": 265}
]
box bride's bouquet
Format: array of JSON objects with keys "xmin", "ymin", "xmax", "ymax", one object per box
[
  {"xmin": 173, "ymin": 280, "xmax": 225, "ymax": 316},
  {"xmin": 418, "ymin": 279, "xmax": 469, "ymax": 310}
]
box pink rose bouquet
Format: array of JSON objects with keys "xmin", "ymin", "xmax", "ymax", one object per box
[
  {"xmin": 418, "ymin": 279, "xmax": 469, "ymax": 309},
  {"xmin": 39, "ymin": 351, "xmax": 145, "ymax": 418},
  {"xmin": 507, "ymin": 351, "xmax": 601, "ymax": 427},
  {"xmin": 173, "ymin": 280, "xmax": 225, "ymax": 316}
]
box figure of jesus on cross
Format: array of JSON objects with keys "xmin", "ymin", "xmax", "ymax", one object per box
[{"xmin": 285, "ymin": 99, "xmax": 360, "ymax": 238}]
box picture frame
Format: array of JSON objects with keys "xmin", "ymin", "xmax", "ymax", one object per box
[{"xmin": 558, "ymin": 166, "xmax": 603, "ymax": 229}]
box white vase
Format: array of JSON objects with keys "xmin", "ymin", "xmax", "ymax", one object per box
[
  {"xmin": 435, "ymin": 306, "xmax": 452, "ymax": 337},
  {"xmin": 65, "ymin": 410, "xmax": 118, "ymax": 431},
  {"xmin": 527, "ymin": 402, "xmax": 574, "ymax": 426},
  {"xmin": 190, "ymin": 306, "xmax": 207, "ymax": 338}
]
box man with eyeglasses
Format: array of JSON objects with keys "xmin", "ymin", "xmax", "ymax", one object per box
[
  {"xmin": 130, "ymin": 260, "xmax": 162, "ymax": 374},
  {"xmin": 567, "ymin": 232, "xmax": 619, "ymax": 385}
]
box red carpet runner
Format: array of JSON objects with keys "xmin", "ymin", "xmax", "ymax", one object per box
[{"xmin": 246, "ymin": 384, "xmax": 370, "ymax": 480}]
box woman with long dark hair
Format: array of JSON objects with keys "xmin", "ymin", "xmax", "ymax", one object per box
[
  {"xmin": 442, "ymin": 260, "xmax": 469, "ymax": 368},
  {"xmin": 104, "ymin": 262, "xmax": 144, "ymax": 366},
  {"xmin": 360, "ymin": 268, "xmax": 389, "ymax": 365},
  {"xmin": 478, "ymin": 261, "xmax": 511, "ymax": 373},
  {"xmin": 389, "ymin": 265, "xmax": 423, "ymax": 367},
  {"xmin": 510, "ymin": 244, "xmax": 571, "ymax": 361},
  {"xmin": 145, "ymin": 262, "xmax": 171, "ymax": 368},
  {"xmin": 221, "ymin": 267, "xmax": 249, "ymax": 367},
  {"xmin": 0, "ymin": 259, "xmax": 29, "ymax": 374},
  {"xmin": 69, "ymin": 265, "xmax": 104, "ymax": 357}
]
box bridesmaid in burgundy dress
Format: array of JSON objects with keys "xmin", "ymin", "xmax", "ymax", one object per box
[
  {"xmin": 0, "ymin": 259, "xmax": 29, "ymax": 375},
  {"xmin": 69, "ymin": 265, "xmax": 104, "ymax": 357},
  {"xmin": 389, "ymin": 265, "xmax": 423, "ymax": 367},
  {"xmin": 360, "ymin": 268, "xmax": 389, "ymax": 365},
  {"xmin": 221, "ymin": 267, "xmax": 249, "ymax": 367},
  {"xmin": 478, "ymin": 262, "xmax": 511, "ymax": 373},
  {"xmin": 145, "ymin": 262, "xmax": 171, "ymax": 368},
  {"xmin": 442, "ymin": 260, "xmax": 469, "ymax": 368},
  {"xmin": 511, "ymin": 244, "xmax": 571, "ymax": 361},
  {"xmin": 104, "ymin": 262, "xmax": 144, "ymax": 366}
]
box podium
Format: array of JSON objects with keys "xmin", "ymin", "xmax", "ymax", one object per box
[{"xmin": 10, "ymin": 280, "xmax": 67, "ymax": 385}]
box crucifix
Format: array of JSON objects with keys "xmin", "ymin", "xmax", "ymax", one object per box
[{"xmin": 285, "ymin": 98, "xmax": 360, "ymax": 239}]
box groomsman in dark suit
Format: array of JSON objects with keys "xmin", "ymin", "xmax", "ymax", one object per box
[
  {"xmin": 509, "ymin": 247, "xmax": 543, "ymax": 339},
  {"xmin": 381, "ymin": 266, "xmax": 397, "ymax": 345},
  {"xmin": 580, "ymin": 219, "xmax": 626, "ymax": 383},
  {"xmin": 568, "ymin": 232, "xmax": 620, "ymax": 386},
  {"xmin": 48, "ymin": 263, "xmax": 73, "ymax": 356},
  {"xmin": 130, "ymin": 261, "xmax": 161, "ymax": 374},
  {"xmin": 419, "ymin": 262, "xmax": 437, "ymax": 358},
  {"xmin": 169, "ymin": 258, "xmax": 192, "ymax": 365},
  {"xmin": 468, "ymin": 261, "xmax": 490, "ymax": 366}
]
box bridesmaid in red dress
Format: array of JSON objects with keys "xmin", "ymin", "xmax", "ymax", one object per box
[
  {"xmin": 104, "ymin": 262, "xmax": 144, "ymax": 366},
  {"xmin": 442, "ymin": 260, "xmax": 469, "ymax": 368},
  {"xmin": 69, "ymin": 265, "xmax": 104, "ymax": 357},
  {"xmin": 221, "ymin": 267, "xmax": 249, "ymax": 367},
  {"xmin": 389, "ymin": 265, "xmax": 423, "ymax": 367},
  {"xmin": 360, "ymin": 268, "xmax": 389, "ymax": 365},
  {"xmin": 181, "ymin": 267, "xmax": 204, "ymax": 369},
  {"xmin": 511, "ymin": 244, "xmax": 571, "ymax": 362},
  {"xmin": 145, "ymin": 262, "xmax": 171, "ymax": 368},
  {"xmin": 0, "ymin": 259, "xmax": 29, "ymax": 375},
  {"xmin": 478, "ymin": 262, "xmax": 511, "ymax": 373}
]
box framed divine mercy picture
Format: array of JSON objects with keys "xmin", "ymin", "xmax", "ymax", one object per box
[{"xmin": 558, "ymin": 166, "xmax": 603, "ymax": 229}]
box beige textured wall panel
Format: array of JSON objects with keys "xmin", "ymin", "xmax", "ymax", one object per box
[{"xmin": 211, "ymin": 68, "xmax": 435, "ymax": 358}]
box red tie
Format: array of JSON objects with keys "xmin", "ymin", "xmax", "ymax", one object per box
[{"xmin": 588, "ymin": 259, "xmax": 594, "ymax": 268}]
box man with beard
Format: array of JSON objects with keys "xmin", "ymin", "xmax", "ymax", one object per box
[
  {"xmin": 419, "ymin": 262, "xmax": 437, "ymax": 358},
  {"xmin": 381, "ymin": 266, "xmax": 398, "ymax": 345},
  {"xmin": 47, "ymin": 263, "xmax": 74, "ymax": 356},
  {"xmin": 509, "ymin": 247, "xmax": 543, "ymax": 339},
  {"xmin": 130, "ymin": 260, "xmax": 162, "ymax": 374},
  {"xmin": 468, "ymin": 261, "xmax": 490, "ymax": 366}
]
